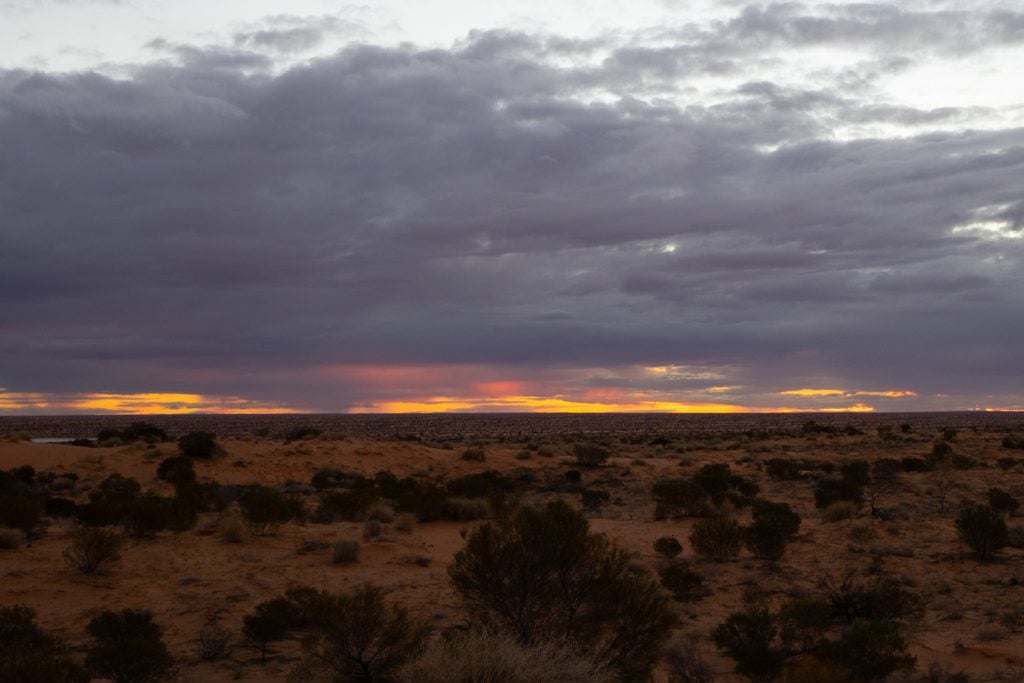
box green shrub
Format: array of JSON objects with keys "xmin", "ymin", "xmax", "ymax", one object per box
[
  {"xmin": 449, "ymin": 500, "xmax": 675, "ymax": 680},
  {"xmin": 956, "ymin": 504, "xmax": 1008, "ymax": 559},
  {"xmin": 63, "ymin": 527, "xmax": 122, "ymax": 574},
  {"xmin": 658, "ymin": 563, "xmax": 705, "ymax": 601},
  {"xmin": 690, "ymin": 516, "xmax": 742, "ymax": 561},
  {"xmin": 654, "ymin": 536, "xmax": 683, "ymax": 559},
  {"xmin": 178, "ymin": 431, "xmax": 218, "ymax": 459},
  {"xmin": 0, "ymin": 604, "xmax": 88, "ymax": 682},
  {"xmin": 85, "ymin": 609, "xmax": 173, "ymax": 683}
]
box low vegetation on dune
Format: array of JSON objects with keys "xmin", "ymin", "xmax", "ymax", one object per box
[{"xmin": 1, "ymin": 415, "xmax": 1024, "ymax": 681}]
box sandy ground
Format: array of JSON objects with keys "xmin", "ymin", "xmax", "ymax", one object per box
[{"xmin": 3, "ymin": 427, "xmax": 1024, "ymax": 681}]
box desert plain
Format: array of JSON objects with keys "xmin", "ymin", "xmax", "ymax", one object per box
[{"xmin": 3, "ymin": 412, "xmax": 1024, "ymax": 682}]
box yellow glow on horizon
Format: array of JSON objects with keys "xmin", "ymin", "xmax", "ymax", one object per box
[
  {"xmin": 780, "ymin": 388, "xmax": 916, "ymax": 399},
  {"xmin": 0, "ymin": 391, "xmax": 301, "ymax": 415},
  {"xmin": 349, "ymin": 394, "xmax": 878, "ymax": 414}
]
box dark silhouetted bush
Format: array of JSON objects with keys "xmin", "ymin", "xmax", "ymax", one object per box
[
  {"xmin": 239, "ymin": 486, "xmax": 300, "ymax": 535},
  {"xmin": 156, "ymin": 456, "xmax": 195, "ymax": 486},
  {"xmin": 243, "ymin": 597, "xmax": 296, "ymax": 663},
  {"xmin": 665, "ymin": 638, "xmax": 716, "ymax": 683},
  {"xmin": 44, "ymin": 496, "xmax": 78, "ymax": 519},
  {"xmin": 659, "ymin": 563, "xmax": 705, "ymax": 601},
  {"xmin": 76, "ymin": 474, "xmax": 142, "ymax": 527},
  {"xmin": 713, "ymin": 603, "xmax": 783, "ymax": 682},
  {"xmin": 988, "ymin": 488, "xmax": 1020, "ymax": 517},
  {"xmin": 744, "ymin": 500, "xmax": 801, "ymax": 561},
  {"xmin": 461, "ymin": 448, "xmax": 486, "ymax": 462},
  {"xmin": 0, "ymin": 604, "xmax": 88, "ymax": 682},
  {"xmin": 284, "ymin": 426, "xmax": 321, "ymax": 442},
  {"xmin": 813, "ymin": 478, "xmax": 863, "ymax": 510},
  {"xmin": 654, "ymin": 536, "xmax": 683, "ymax": 559},
  {"xmin": 778, "ymin": 598, "xmax": 832, "ymax": 654},
  {"xmin": 819, "ymin": 620, "xmax": 915, "ymax": 681},
  {"xmin": 449, "ymin": 500, "xmax": 675, "ymax": 680},
  {"xmin": 1002, "ymin": 435, "xmax": 1024, "ymax": 450},
  {"xmin": 0, "ymin": 489, "xmax": 45, "ymax": 538},
  {"xmin": 178, "ymin": 431, "xmax": 218, "ymax": 459},
  {"xmin": 573, "ymin": 443, "xmax": 611, "ymax": 467},
  {"xmin": 311, "ymin": 468, "xmax": 362, "ymax": 490},
  {"xmin": 822, "ymin": 570, "xmax": 924, "ymax": 624},
  {"xmin": 124, "ymin": 494, "xmax": 174, "ymax": 539},
  {"xmin": 63, "ymin": 527, "xmax": 122, "ymax": 574},
  {"xmin": 956, "ymin": 504, "xmax": 1008, "ymax": 559},
  {"xmin": 98, "ymin": 422, "xmax": 168, "ymax": 444},
  {"xmin": 315, "ymin": 489, "xmax": 378, "ymax": 523},
  {"xmin": 690, "ymin": 516, "xmax": 742, "ymax": 561},
  {"xmin": 653, "ymin": 479, "xmax": 709, "ymax": 519},
  {"xmin": 86, "ymin": 609, "xmax": 173, "ymax": 682}
]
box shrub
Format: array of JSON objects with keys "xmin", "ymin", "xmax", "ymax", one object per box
[
  {"xmin": 63, "ymin": 527, "xmax": 122, "ymax": 574},
  {"xmin": 819, "ymin": 620, "xmax": 915, "ymax": 681},
  {"xmin": 665, "ymin": 638, "xmax": 716, "ymax": 683},
  {"xmin": 690, "ymin": 516, "xmax": 742, "ymax": 561},
  {"xmin": 44, "ymin": 496, "xmax": 78, "ymax": 518},
  {"xmin": 1002, "ymin": 435, "xmax": 1024, "ymax": 450},
  {"xmin": 778, "ymin": 598, "xmax": 832, "ymax": 654},
  {"xmin": 744, "ymin": 500, "xmax": 801, "ymax": 561},
  {"xmin": 713, "ymin": 603, "xmax": 783, "ymax": 682},
  {"xmin": 76, "ymin": 474, "xmax": 141, "ymax": 527},
  {"xmin": 988, "ymin": 488, "xmax": 1020, "ymax": 517},
  {"xmin": 156, "ymin": 456, "xmax": 195, "ymax": 486},
  {"xmin": 573, "ymin": 443, "xmax": 610, "ymax": 467},
  {"xmin": 580, "ymin": 488, "xmax": 611, "ymax": 511},
  {"xmin": 819, "ymin": 501, "xmax": 858, "ymax": 523},
  {"xmin": 363, "ymin": 518, "xmax": 383, "ymax": 540},
  {"xmin": 653, "ymin": 479, "xmax": 710, "ymax": 519},
  {"xmin": 178, "ymin": 431, "xmax": 218, "ymax": 459},
  {"xmin": 0, "ymin": 604, "xmax": 88, "ymax": 682},
  {"xmin": 197, "ymin": 617, "xmax": 230, "ymax": 662},
  {"xmin": 0, "ymin": 526, "xmax": 25, "ymax": 549},
  {"xmin": 291, "ymin": 584, "xmax": 430, "ymax": 681},
  {"xmin": 217, "ymin": 508, "xmax": 246, "ymax": 543},
  {"xmin": 461, "ymin": 448, "xmax": 486, "ymax": 462},
  {"xmin": 284, "ymin": 426, "xmax": 322, "ymax": 442},
  {"xmin": 315, "ymin": 489, "xmax": 379, "ymax": 523},
  {"xmin": 654, "ymin": 536, "xmax": 683, "ymax": 559},
  {"xmin": 813, "ymin": 478, "xmax": 863, "ymax": 510},
  {"xmin": 443, "ymin": 496, "xmax": 490, "ymax": 520},
  {"xmin": 332, "ymin": 539, "xmax": 361, "ymax": 564},
  {"xmin": 658, "ymin": 563, "xmax": 705, "ymax": 601},
  {"xmin": 398, "ymin": 628, "xmax": 614, "ymax": 683},
  {"xmin": 449, "ymin": 500, "xmax": 675, "ymax": 680},
  {"xmin": 243, "ymin": 597, "xmax": 296, "ymax": 663},
  {"xmin": 239, "ymin": 486, "xmax": 299, "ymax": 535},
  {"xmin": 98, "ymin": 422, "xmax": 168, "ymax": 444},
  {"xmin": 0, "ymin": 490, "xmax": 45, "ymax": 538},
  {"xmin": 311, "ymin": 468, "xmax": 361, "ymax": 490},
  {"xmin": 124, "ymin": 494, "xmax": 174, "ymax": 539},
  {"xmin": 822, "ymin": 570, "xmax": 924, "ymax": 623},
  {"xmin": 765, "ymin": 459, "xmax": 804, "ymax": 480},
  {"xmin": 86, "ymin": 609, "xmax": 173, "ymax": 683},
  {"xmin": 395, "ymin": 513, "xmax": 416, "ymax": 533},
  {"xmin": 956, "ymin": 504, "xmax": 1008, "ymax": 559},
  {"xmin": 365, "ymin": 500, "xmax": 396, "ymax": 523}
]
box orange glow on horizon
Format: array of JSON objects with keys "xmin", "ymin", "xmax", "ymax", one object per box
[{"xmin": 0, "ymin": 390, "xmax": 301, "ymax": 415}]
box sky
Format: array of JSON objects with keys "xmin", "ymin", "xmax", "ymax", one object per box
[{"xmin": 1, "ymin": 0, "xmax": 1023, "ymax": 415}]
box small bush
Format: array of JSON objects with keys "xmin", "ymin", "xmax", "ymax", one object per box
[
  {"xmin": 395, "ymin": 513, "xmax": 416, "ymax": 533},
  {"xmin": 988, "ymin": 488, "xmax": 1020, "ymax": 517},
  {"xmin": 178, "ymin": 431, "xmax": 218, "ymax": 459},
  {"xmin": 63, "ymin": 527, "xmax": 122, "ymax": 574},
  {"xmin": 0, "ymin": 526, "xmax": 25, "ymax": 549},
  {"xmin": 332, "ymin": 539, "xmax": 361, "ymax": 564},
  {"xmin": 365, "ymin": 500, "xmax": 396, "ymax": 523},
  {"xmin": 814, "ymin": 478, "xmax": 863, "ymax": 510},
  {"xmin": 363, "ymin": 519, "xmax": 383, "ymax": 540},
  {"xmin": 690, "ymin": 516, "xmax": 742, "ymax": 561},
  {"xmin": 243, "ymin": 597, "xmax": 296, "ymax": 662},
  {"xmin": 654, "ymin": 536, "xmax": 683, "ymax": 559},
  {"xmin": 573, "ymin": 443, "xmax": 610, "ymax": 467},
  {"xmin": 1002, "ymin": 435, "xmax": 1024, "ymax": 450},
  {"xmin": 820, "ymin": 500, "xmax": 858, "ymax": 523},
  {"xmin": 0, "ymin": 604, "xmax": 88, "ymax": 682},
  {"xmin": 744, "ymin": 500, "xmax": 801, "ymax": 561},
  {"xmin": 653, "ymin": 479, "xmax": 710, "ymax": 519},
  {"xmin": 197, "ymin": 617, "xmax": 230, "ymax": 662},
  {"xmin": 461, "ymin": 448, "xmax": 486, "ymax": 462},
  {"xmin": 713, "ymin": 603, "xmax": 783, "ymax": 682},
  {"xmin": 239, "ymin": 486, "xmax": 299, "ymax": 535},
  {"xmin": 124, "ymin": 494, "xmax": 174, "ymax": 539},
  {"xmin": 217, "ymin": 508, "xmax": 246, "ymax": 543},
  {"xmin": 156, "ymin": 456, "xmax": 196, "ymax": 486},
  {"xmin": 443, "ymin": 496, "xmax": 490, "ymax": 520},
  {"xmin": 0, "ymin": 490, "xmax": 45, "ymax": 538},
  {"xmin": 284, "ymin": 426, "xmax": 321, "ymax": 442},
  {"xmin": 659, "ymin": 563, "xmax": 705, "ymax": 601},
  {"xmin": 86, "ymin": 609, "xmax": 173, "ymax": 682},
  {"xmin": 398, "ymin": 628, "xmax": 613, "ymax": 683},
  {"xmin": 819, "ymin": 619, "xmax": 915, "ymax": 681},
  {"xmin": 665, "ymin": 638, "xmax": 716, "ymax": 683},
  {"xmin": 956, "ymin": 504, "xmax": 1008, "ymax": 559}
]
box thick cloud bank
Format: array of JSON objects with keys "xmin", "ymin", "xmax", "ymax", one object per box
[{"xmin": 1, "ymin": 3, "xmax": 1023, "ymax": 413}]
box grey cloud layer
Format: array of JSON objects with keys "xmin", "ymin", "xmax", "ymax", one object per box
[{"xmin": 1, "ymin": 2, "xmax": 1023, "ymax": 408}]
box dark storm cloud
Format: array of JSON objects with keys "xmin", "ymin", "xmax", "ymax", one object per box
[{"xmin": 1, "ymin": 2, "xmax": 1023, "ymax": 409}]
